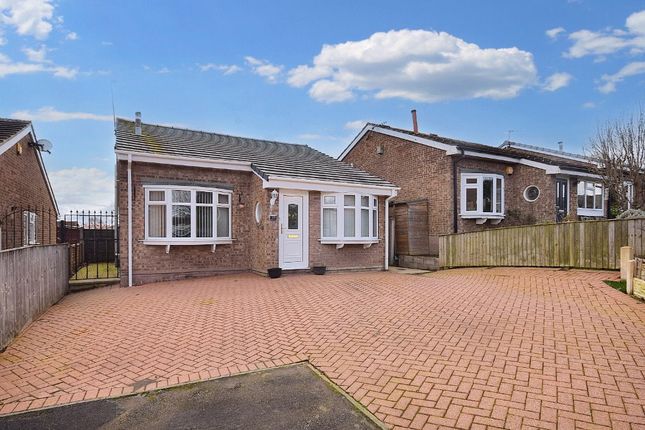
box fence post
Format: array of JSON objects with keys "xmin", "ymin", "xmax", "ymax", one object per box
[
  {"xmin": 620, "ymin": 246, "xmax": 634, "ymax": 280},
  {"xmin": 626, "ymin": 259, "xmax": 635, "ymax": 295}
]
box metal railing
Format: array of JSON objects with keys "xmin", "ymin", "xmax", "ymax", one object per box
[{"xmin": 60, "ymin": 210, "xmax": 119, "ymax": 280}]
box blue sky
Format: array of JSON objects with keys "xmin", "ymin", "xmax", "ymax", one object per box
[{"xmin": 1, "ymin": 1, "xmax": 644, "ymax": 213}]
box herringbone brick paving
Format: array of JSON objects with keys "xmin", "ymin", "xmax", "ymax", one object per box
[{"xmin": 1, "ymin": 268, "xmax": 644, "ymax": 429}]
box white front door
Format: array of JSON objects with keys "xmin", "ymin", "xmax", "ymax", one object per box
[{"xmin": 279, "ymin": 191, "xmax": 309, "ymax": 270}]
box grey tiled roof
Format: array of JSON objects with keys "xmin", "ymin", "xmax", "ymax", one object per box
[
  {"xmin": 368, "ymin": 124, "xmax": 595, "ymax": 172},
  {"xmin": 0, "ymin": 118, "xmax": 30, "ymax": 143},
  {"xmin": 115, "ymin": 119, "xmax": 396, "ymax": 188}
]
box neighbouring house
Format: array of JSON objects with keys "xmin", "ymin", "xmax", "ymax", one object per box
[
  {"xmin": 0, "ymin": 118, "xmax": 58, "ymax": 250},
  {"xmin": 115, "ymin": 114, "xmax": 398, "ymax": 286},
  {"xmin": 340, "ymin": 112, "xmax": 609, "ymax": 267}
]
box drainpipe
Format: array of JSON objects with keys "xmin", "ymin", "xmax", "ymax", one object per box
[
  {"xmin": 384, "ymin": 189, "xmax": 398, "ymax": 270},
  {"xmin": 452, "ymin": 148, "xmax": 464, "ymax": 233},
  {"xmin": 127, "ymin": 154, "xmax": 133, "ymax": 287}
]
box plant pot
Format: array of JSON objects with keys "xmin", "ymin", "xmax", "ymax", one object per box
[
  {"xmin": 267, "ymin": 267, "xmax": 282, "ymax": 279},
  {"xmin": 312, "ymin": 266, "xmax": 326, "ymax": 275}
]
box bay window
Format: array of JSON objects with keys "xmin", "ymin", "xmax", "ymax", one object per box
[
  {"xmin": 460, "ymin": 173, "xmax": 504, "ymax": 218},
  {"xmin": 145, "ymin": 186, "xmax": 232, "ymax": 243},
  {"xmin": 321, "ymin": 193, "xmax": 378, "ymax": 243},
  {"xmin": 577, "ymin": 180, "xmax": 604, "ymax": 216}
]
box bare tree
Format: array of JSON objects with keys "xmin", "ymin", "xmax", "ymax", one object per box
[{"xmin": 588, "ymin": 108, "xmax": 645, "ymax": 213}]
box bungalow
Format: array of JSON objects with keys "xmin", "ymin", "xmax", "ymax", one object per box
[
  {"xmin": 0, "ymin": 118, "xmax": 58, "ymax": 250},
  {"xmin": 115, "ymin": 114, "xmax": 398, "ymax": 286},
  {"xmin": 339, "ymin": 112, "xmax": 609, "ymax": 267}
]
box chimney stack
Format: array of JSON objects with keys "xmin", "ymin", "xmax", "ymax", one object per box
[
  {"xmin": 558, "ymin": 141, "xmax": 563, "ymax": 152},
  {"xmin": 411, "ymin": 109, "xmax": 418, "ymax": 133},
  {"xmin": 135, "ymin": 112, "xmax": 142, "ymax": 136}
]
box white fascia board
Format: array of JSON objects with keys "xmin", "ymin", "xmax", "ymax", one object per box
[
  {"xmin": 559, "ymin": 169, "xmax": 603, "ymax": 180},
  {"xmin": 0, "ymin": 125, "xmax": 33, "ymax": 156},
  {"xmin": 263, "ymin": 175, "xmax": 399, "ymax": 196},
  {"xmin": 518, "ymin": 158, "xmax": 560, "ymax": 174},
  {"xmin": 461, "ymin": 150, "xmax": 519, "ymax": 164},
  {"xmin": 115, "ymin": 150, "xmax": 253, "ymax": 171},
  {"xmin": 338, "ymin": 124, "xmax": 460, "ymax": 160}
]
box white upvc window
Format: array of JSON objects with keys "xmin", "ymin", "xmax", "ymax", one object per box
[
  {"xmin": 144, "ymin": 185, "xmax": 232, "ymax": 243},
  {"xmin": 22, "ymin": 211, "xmax": 37, "ymax": 245},
  {"xmin": 460, "ymin": 173, "xmax": 504, "ymax": 218},
  {"xmin": 577, "ymin": 180, "xmax": 604, "ymax": 216},
  {"xmin": 321, "ymin": 193, "xmax": 378, "ymax": 243}
]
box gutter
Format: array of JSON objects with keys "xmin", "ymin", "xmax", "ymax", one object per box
[
  {"xmin": 452, "ymin": 147, "xmax": 465, "ymax": 233},
  {"xmin": 127, "ymin": 154, "xmax": 133, "ymax": 287},
  {"xmin": 384, "ymin": 189, "xmax": 398, "ymax": 270}
]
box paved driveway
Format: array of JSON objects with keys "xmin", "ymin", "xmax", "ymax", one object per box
[{"xmin": 1, "ymin": 268, "xmax": 644, "ymax": 429}]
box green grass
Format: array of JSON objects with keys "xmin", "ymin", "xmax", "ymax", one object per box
[
  {"xmin": 73, "ymin": 262, "xmax": 118, "ymax": 280},
  {"xmin": 604, "ymin": 280, "xmax": 627, "ymax": 294}
]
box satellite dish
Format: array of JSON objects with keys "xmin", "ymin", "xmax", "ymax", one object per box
[{"xmin": 36, "ymin": 139, "xmax": 53, "ymax": 153}]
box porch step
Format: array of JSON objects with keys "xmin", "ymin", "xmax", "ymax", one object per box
[{"xmin": 397, "ymin": 255, "xmax": 440, "ymax": 271}]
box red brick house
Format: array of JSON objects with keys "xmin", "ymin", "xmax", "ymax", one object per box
[
  {"xmin": 0, "ymin": 118, "xmax": 58, "ymax": 250},
  {"xmin": 115, "ymin": 114, "xmax": 398, "ymax": 286},
  {"xmin": 340, "ymin": 118, "xmax": 608, "ymax": 265}
]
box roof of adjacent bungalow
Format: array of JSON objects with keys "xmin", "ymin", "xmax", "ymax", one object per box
[
  {"xmin": 114, "ymin": 118, "xmax": 398, "ymax": 193},
  {"xmin": 340, "ymin": 123, "xmax": 599, "ymax": 177}
]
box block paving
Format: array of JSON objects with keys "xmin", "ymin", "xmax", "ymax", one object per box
[{"xmin": 1, "ymin": 268, "xmax": 644, "ymax": 429}]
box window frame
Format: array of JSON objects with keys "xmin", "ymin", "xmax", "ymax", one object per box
[
  {"xmin": 143, "ymin": 185, "xmax": 232, "ymax": 244},
  {"xmin": 576, "ymin": 180, "xmax": 604, "ymax": 216},
  {"xmin": 460, "ymin": 173, "xmax": 505, "ymax": 219},
  {"xmin": 22, "ymin": 211, "xmax": 38, "ymax": 246},
  {"xmin": 320, "ymin": 192, "xmax": 379, "ymax": 244}
]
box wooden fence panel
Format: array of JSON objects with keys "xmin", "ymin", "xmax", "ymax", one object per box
[
  {"xmin": 0, "ymin": 245, "xmax": 68, "ymax": 350},
  {"xmin": 439, "ymin": 218, "xmax": 645, "ymax": 270}
]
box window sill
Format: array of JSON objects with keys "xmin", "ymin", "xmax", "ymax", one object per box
[
  {"xmin": 460, "ymin": 214, "xmax": 504, "ymax": 225},
  {"xmin": 142, "ymin": 239, "xmax": 233, "ymax": 253},
  {"xmin": 576, "ymin": 208, "xmax": 603, "ymax": 217},
  {"xmin": 320, "ymin": 238, "xmax": 379, "ymax": 249}
]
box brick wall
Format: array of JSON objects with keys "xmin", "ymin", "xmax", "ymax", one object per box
[
  {"xmin": 117, "ymin": 161, "xmax": 254, "ymax": 286},
  {"xmin": 308, "ymin": 192, "xmax": 385, "ymax": 271},
  {"xmin": 248, "ymin": 175, "xmax": 279, "ymax": 273},
  {"xmin": 0, "ymin": 135, "xmax": 57, "ymax": 250}
]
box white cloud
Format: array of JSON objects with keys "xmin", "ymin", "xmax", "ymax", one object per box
[
  {"xmin": 598, "ymin": 61, "xmax": 645, "ymax": 93},
  {"xmin": 582, "ymin": 101, "xmax": 596, "ymax": 109},
  {"xmin": 198, "ymin": 63, "xmax": 241, "ymax": 75},
  {"xmin": 546, "ymin": 27, "xmax": 565, "ymax": 40},
  {"xmin": 49, "ymin": 167, "xmax": 114, "ymax": 213},
  {"xmin": 344, "ymin": 120, "xmax": 368, "ymax": 132},
  {"xmin": 542, "ymin": 72, "xmax": 573, "ymax": 91},
  {"xmin": 286, "ymin": 29, "xmax": 538, "ymax": 103},
  {"xmin": 143, "ymin": 65, "xmax": 171, "ymax": 74},
  {"xmin": 0, "ymin": 53, "xmax": 76, "ymax": 78},
  {"xmin": 65, "ymin": 31, "xmax": 77, "ymax": 41},
  {"xmin": 22, "ymin": 44, "xmax": 47, "ymax": 62},
  {"xmin": 566, "ymin": 9, "xmax": 645, "ymax": 58},
  {"xmin": 245, "ymin": 56, "xmax": 283, "ymax": 83},
  {"xmin": 0, "ymin": 0, "xmax": 55, "ymax": 40},
  {"xmin": 11, "ymin": 106, "xmax": 113, "ymax": 122}
]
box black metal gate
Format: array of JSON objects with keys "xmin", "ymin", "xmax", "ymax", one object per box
[{"xmin": 59, "ymin": 211, "xmax": 119, "ymax": 280}]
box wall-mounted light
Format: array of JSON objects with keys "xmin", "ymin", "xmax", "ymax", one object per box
[
  {"xmin": 505, "ymin": 166, "xmax": 514, "ymax": 175},
  {"xmin": 269, "ymin": 189, "xmax": 279, "ymax": 221}
]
